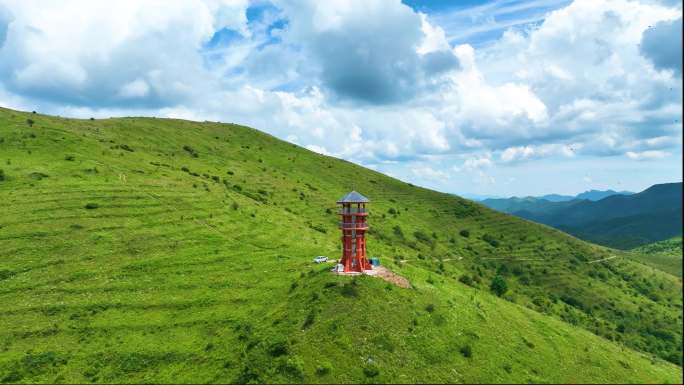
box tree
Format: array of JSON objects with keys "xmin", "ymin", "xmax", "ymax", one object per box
[{"xmin": 490, "ymin": 275, "xmax": 508, "ymax": 297}]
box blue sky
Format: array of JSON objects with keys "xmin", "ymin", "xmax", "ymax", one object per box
[{"xmin": 0, "ymin": 0, "xmax": 681, "ymax": 198}]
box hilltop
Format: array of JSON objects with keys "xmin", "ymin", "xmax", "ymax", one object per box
[{"xmin": 0, "ymin": 107, "xmax": 681, "ymax": 383}]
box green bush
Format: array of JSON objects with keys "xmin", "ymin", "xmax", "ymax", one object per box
[
  {"xmin": 490, "ymin": 275, "xmax": 508, "ymax": 297},
  {"xmin": 363, "ymin": 363, "xmax": 379, "ymax": 377},
  {"xmin": 414, "ymin": 231, "xmax": 431, "ymax": 243},
  {"xmin": 316, "ymin": 362, "xmax": 332, "ymax": 376},
  {"xmin": 84, "ymin": 203, "xmax": 99, "ymax": 210},
  {"xmin": 460, "ymin": 344, "xmax": 473, "ymax": 358},
  {"xmin": 182, "ymin": 145, "xmax": 199, "ymax": 157},
  {"xmin": 482, "ymin": 233, "xmax": 500, "ymax": 247},
  {"xmin": 64, "ymin": 155, "xmax": 75, "ymax": 161},
  {"xmin": 302, "ymin": 309, "xmax": 315, "ymax": 329},
  {"xmin": 459, "ymin": 229, "xmax": 470, "ymax": 238},
  {"xmin": 0, "ymin": 269, "xmax": 15, "ymax": 281},
  {"xmin": 392, "ymin": 225, "xmax": 404, "ymax": 238},
  {"xmin": 268, "ymin": 340, "xmax": 289, "ymax": 357},
  {"xmin": 0, "ymin": 169, "xmax": 4, "ymax": 181},
  {"xmin": 459, "ymin": 275, "xmax": 474, "ymax": 286},
  {"xmin": 425, "ymin": 303, "xmax": 435, "ymax": 313},
  {"xmin": 340, "ymin": 283, "xmax": 359, "ymax": 298},
  {"xmin": 309, "ymin": 224, "xmax": 327, "ymax": 234},
  {"xmin": 281, "ymin": 356, "xmax": 304, "ymax": 380}
]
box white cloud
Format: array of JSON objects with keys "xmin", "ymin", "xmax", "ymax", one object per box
[
  {"xmin": 411, "ymin": 165, "xmax": 449, "ymax": 181},
  {"xmin": 626, "ymin": 150, "xmax": 669, "ymax": 160},
  {"xmin": 0, "ymin": 0, "xmax": 681, "ymax": 197},
  {"xmin": 463, "ymin": 155, "xmax": 493, "ymax": 171}
]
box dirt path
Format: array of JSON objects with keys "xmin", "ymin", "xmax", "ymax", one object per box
[
  {"xmin": 373, "ymin": 266, "xmax": 411, "ymax": 288},
  {"xmin": 588, "ymin": 255, "xmax": 619, "ymax": 264}
]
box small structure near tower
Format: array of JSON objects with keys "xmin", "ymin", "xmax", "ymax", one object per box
[{"xmin": 336, "ymin": 191, "xmax": 373, "ymax": 274}]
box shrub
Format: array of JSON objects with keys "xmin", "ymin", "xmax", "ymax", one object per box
[
  {"xmin": 231, "ymin": 202, "xmax": 239, "ymax": 210},
  {"xmin": 414, "ymin": 231, "xmax": 431, "ymax": 244},
  {"xmin": 302, "ymin": 310, "xmax": 316, "ymax": 329},
  {"xmin": 490, "ymin": 275, "xmax": 508, "ymax": 297},
  {"xmin": 64, "ymin": 155, "xmax": 75, "ymax": 161},
  {"xmin": 460, "ymin": 344, "xmax": 473, "ymax": 358},
  {"xmin": 309, "ymin": 224, "xmax": 327, "ymax": 234},
  {"xmin": 0, "ymin": 169, "xmax": 4, "ymax": 181},
  {"xmin": 0, "ymin": 270, "xmax": 15, "ymax": 281},
  {"xmin": 181, "ymin": 166, "xmax": 190, "ymax": 172},
  {"xmin": 28, "ymin": 172, "xmax": 49, "ymax": 180},
  {"xmin": 392, "ymin": 225, "xmax": 404, "ymax": 238},
  {"xmin": 340, "ymin": 283, "xmax": 359, "ymax": 298},
  {"xmin": 182, "ymin": 145, "xmax": 199, "ymax": 157},
  {"xmin": 459, "ymin": 229, "xmax": 470, "ymax": 238},
  {"xmin": 268, "ymin": 340, "xmax": 289, "ymax": 357},
  {"xmin": 84, "ymin": 203, "xmax": 99, "ymax": 210},
  {"xmin": 26, "ymin": 118, "xmax": 34, "ymax": 127},
  {"xmin": 482, "ymin": 233, "xmax": 500, "ymax": 247},
  {"xmin": 388, "ymin": 207, "xmax": 397, "ymax": 215},
  {"xmin": 316, "ymin": 362, "xmax": 332, "ymax": 376},
  {"xmin": 281, "ymin": 356, "xmax": 305, "ymax": 380},
  {"xmin": 363, "ymin": 363, "xmax": 379, "ymax": 377},
  {"xmin": 227, "ymin": 170, "xmax": 234, "ymax": 175},
  {"xmin": 113, "ymin": 144, "xmax": 134, "ymax": 152},
  {"xmin": 459, "ymin": 275, "xmax": 474, "ymax": 286},
  {"xmin": 425, "ymin": 303, "xmax": 435, "ymax": 313}
]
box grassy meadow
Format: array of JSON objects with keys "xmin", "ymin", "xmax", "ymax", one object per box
[
  {"xmin": 0, "ymin": 107, "xmax": 682, "ymax": 383},
  {"xmin": 629, "ymin": 237, "xmax": 683, "ymax": 277}
]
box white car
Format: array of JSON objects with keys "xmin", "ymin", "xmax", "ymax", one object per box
[{"xmin": 313, "ymin": 256, "xmax": 328, "ymax": 263}]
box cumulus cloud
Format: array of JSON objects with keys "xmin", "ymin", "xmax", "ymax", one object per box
[
  {"xmin": 0, "ymin": 0, "xmax": 250, "ymax": 107},
  {"xmin": 463, "ymin": 154, "xmax": 493, "ymax": 171},
  {"xmin": 500, "ymin": 143, "xmax": 579, "ymax": 163},
  {"xmin": 640, "ymin": 17, "xmax": 683, "ymax": 76},
  {"xmin": 411, "ymin": 165, "xmax": 449, "ymax": 181},
  {"xmin": 273, "ymin": 0, "xmax": 460, "ymax": 104},
  {"xmin": 0, "ymin": 0, "xmax": 681, "ymax": 196},
  {"xmin": 626, "ymin": 150, "xmax": 670, "ymax": 160}
]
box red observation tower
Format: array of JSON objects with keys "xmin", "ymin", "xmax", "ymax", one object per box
[{"xmin": 337, "ymin": 191, "xmax": 372, "ymax": 273}]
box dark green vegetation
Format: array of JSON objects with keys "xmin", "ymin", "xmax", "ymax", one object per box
[
  {"xmin": 482, "ymin": 184, "xmax": 682, "ymax": 249},
  {"xmin": 0, "ymin": 107, "xmax": 682, "ymax": 383},
  {"xmin": 629, "ymin": 237, "xmax": 683, "ymax": 277}
]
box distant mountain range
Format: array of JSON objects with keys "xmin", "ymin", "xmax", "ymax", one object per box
[{"xmin": 481, "ymin": 183, "xmax": 682, "ymax": 249}]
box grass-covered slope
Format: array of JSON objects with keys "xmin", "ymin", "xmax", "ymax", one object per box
[
  {"xmin": 630, "ymin": 237, "xmax": 683, "ymax": 277},
  {"xmin": 0, "ymin": 107, "xmax": 682, "ymax": 383}
]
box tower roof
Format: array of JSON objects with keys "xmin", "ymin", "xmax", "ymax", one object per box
[{"xmin": 337, "ymin": 190, "xmax": 370, "ymax": 203}]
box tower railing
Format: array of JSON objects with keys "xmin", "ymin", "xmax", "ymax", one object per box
[
  {"xmin": 339, "ymin": 221, "xmax": 369, "ymax": 230},
  {"xmin": 338, "ymin": 208, "xmax": 368, "ymax": 214}
]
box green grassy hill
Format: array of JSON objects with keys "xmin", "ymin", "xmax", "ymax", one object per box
[
  {"xmin": 0, "ymin": 107, "xmax": 682, "ymax": 383},
  {"xmin": 630, "ymin": 237, "xmax": 683, "ymax": 277}
]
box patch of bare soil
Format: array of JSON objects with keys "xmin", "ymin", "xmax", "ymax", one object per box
[{"xmin": 373, "ymin": 266, "xmax": 411, "ymax": 288}]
